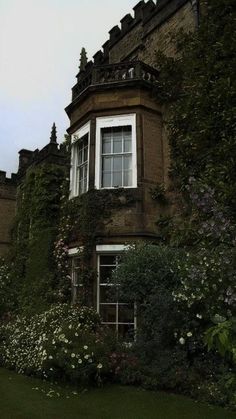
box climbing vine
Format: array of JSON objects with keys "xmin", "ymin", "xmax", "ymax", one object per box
[
  {"xmin": 55, "ymin": 187, "xmax": 135, "ymax": 304},
  {"xmin": 154, "ymin": 0, "xmax": 236, "ymax": 247},
  {"xmin": 11, "ymin": 164, "xmax": 66, "ymax": 314}
]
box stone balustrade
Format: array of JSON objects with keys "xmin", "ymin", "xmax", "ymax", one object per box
[{"xmin": 72, "ymin": 61, "xmax": 159, "ymax": 101}]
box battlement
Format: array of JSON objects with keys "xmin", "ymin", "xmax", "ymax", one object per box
[
  {"xmin": 0, "ymin": 170, "xmax": 17, "ymax": 185},
  {"xmin": 74, "ymin": 0, "xmax": 193, "ymax": 85},
  {"xmin": 17, "ymin": 143, "xmax": 66, "ymax": 178}
]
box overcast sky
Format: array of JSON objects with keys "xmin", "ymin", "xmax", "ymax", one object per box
[{"xmin": 0, "ymin": 0, "xmax": 138, "ymax": 175}]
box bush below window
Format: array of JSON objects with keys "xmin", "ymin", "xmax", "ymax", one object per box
[{"xmin": 0, "ymin": 304, "xmax": 117, "ymax": 387}]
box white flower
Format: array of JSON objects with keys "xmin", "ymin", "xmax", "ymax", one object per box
[
  {"xmin": 78, "ymin": 359, "xmax": 82, "ymax": 364},
  {"xmin": 179, "ymin": 337, "xmax": 185, "ymax": 345},
  {"xmin": 187, "ymin": 332, "xmax": 192, "ymax": 337},
  {"xmin": 75, "ymin": 332, "xmax": 78, "ymax": 337},
  {"xmin": 196, "ymin": 313, "xmax": 202, "ymax": 319},
  {"xmin": 84, "ymin": 354, "xmax": 89, "ymax": 360},
  {"xmin": 71, "ymin": 364, "xmax": 75, "ymax": 369},
  {"xmin": 83, "ymin": 345, "xmax": 88, "ymax": 350},
  {"xmin": 71, "ymin": 353, "xmax": 75, "ymax": 358},
  {"xmin": 97, "ymin": 363, "xmax": 103, "ymax": 369}
]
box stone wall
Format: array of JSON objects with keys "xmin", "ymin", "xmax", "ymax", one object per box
[
  {"xmin": 99, "ymin": 0, "xmax": 196, "ymax": 66},
  {"xmin": 0, "ymin": 171, "xmax": 17, "ymax": 257}
]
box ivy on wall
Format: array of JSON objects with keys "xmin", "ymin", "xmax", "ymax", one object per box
[
  {"xmin": 154, "ymin": 0, "xmax": 236, "ymax": 247},
  {"xmin": 11, "ymin": 164, "xmax": 66, "ymax": 314},
  {"xmin": 55, "ymin": 187, "xmax": 136, "ymax": 305}
]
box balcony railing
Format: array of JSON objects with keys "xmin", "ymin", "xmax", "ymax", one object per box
[{"xmin": 72, "ymin": 61, "xmax": 159, "ymax": 101}]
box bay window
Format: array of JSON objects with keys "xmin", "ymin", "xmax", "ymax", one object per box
[
  {"xmin": 96, "ymin": 245, "xmax": 135, "ymax": 339},
  {"xmin": 70, "ymin": 122, "xmax": 90, "ymax": 198},
  {"xmin": 95, "ymin": 114, "xmax": 137, "ymax": 189}
]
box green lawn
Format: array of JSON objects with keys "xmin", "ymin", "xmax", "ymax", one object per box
[{"xmin": 0, "ymin": 368, "xmax": 235, "ymax": 419}]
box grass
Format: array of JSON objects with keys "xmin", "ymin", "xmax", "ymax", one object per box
[{"xmin": 0, "ymin": 368, "xmax": 235, "ymax": 419}]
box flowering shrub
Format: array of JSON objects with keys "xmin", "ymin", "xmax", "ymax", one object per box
[
  {"xmin": 173, "ymin": 246, "xmax": 235, "ymax": 316},
  {"xmin": 0, "ymin": 304, "xmax": 115, "ymax": 386}
]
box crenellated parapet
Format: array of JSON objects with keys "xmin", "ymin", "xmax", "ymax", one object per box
[
  {"xmin": 0, "ymin": 170, "xmax": 17, "ymax": 186},
  {"xmin": 72, "ymin": 0, "xmax": 196, "ymax": 95}
]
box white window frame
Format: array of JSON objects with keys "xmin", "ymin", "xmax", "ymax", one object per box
[
  {"xmin": 96, "ymin": 244, "xmax": 137, "ymax": 338},
  {"xmin": 95, "ymin": 114, "xmax": 137, "ymax": 189},
  {"xmin": 68, "ymin": 247, "xmax": 84, "ymax": 304},
  {"xmin": 70, "ymin": 122, "xmax": 90, "ymax": 198}
]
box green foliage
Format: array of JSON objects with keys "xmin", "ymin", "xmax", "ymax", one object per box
[
  {"xmin": 150, "ymin": 183, "xmax": 169, "ymax": 205},
  {"xmin": 170, "ymin": 0, "xmax": 235, "ymax": 204},
  {"xmin": 0, "ymin": 259, "xmax": 17, "ymax": 318},
  {"xmin": 205, "ymin": 318, "xmax": 236, "ymax": 363},
  {"xmin": 11, "ymin": 164, "xmax": 66, "ymax": 314},
  {"xmin": 112, "ymin": 244, "xmax": 184, "ymax": 358},
  {"xmin": 55, "ymin": 188, "xmax": 135, "ymax": 303},
  {"xmin": 155, "ymin": 0, "xmax": 236, "ymax": 245}
]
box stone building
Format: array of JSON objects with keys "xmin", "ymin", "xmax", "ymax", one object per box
[
  {"xmin": 0, "ymin": 0, "xmax": 201, "ymax": 334},
  {"xmin": 0, "ymin": 125, "xmax": 66, "ymax": 258},
  {"xmin": 0, "ymin": 171, "xmax": 17, "ymax": 257},
  {"xmin": 65, "ymin": 0, "xmax": 200, "ymax": 336}
]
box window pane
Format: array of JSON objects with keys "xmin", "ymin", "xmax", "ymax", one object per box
[
  {"xmin": 118, "ymin": 324, "xmax": 134, "ymax": 339},
  {"xmin": 102, "ymin": 129, "xmax": 112, "ymax": 154},
  {"xmin": 119, "ymin": 305, "xmax": 134, "ymax": 323},
  {"xmin": 78, "ymin": 149, "xmax": 83, "ymax": 165},
  {"xmin": 100, "ymin": 304, "xmax": 116, "ymax": 323},
  {"xmin": 124, "ymin": 139, "xmax": 132, "ymax": 152},
  {"xmin": 73, "ymin": 257, "xmax": 80, "ymax": 269},
  {"xmin": 100, "ymin": 286, "xmax": 117, "ymax": 303},
  {"xmin": 84, "ymin": 146, "xmax": 88, "ymax": 162},
  {"xmin": 113, "ymin": 137, "xmax": 122, "ymax": 153},
  {"xmin": 84, "ymin": 164, "xmax": 88, "ymax": 179},
  {"xmin": 102, "ymin": 139, "xmax": 112, "ymax": 154},
  {"xmin": 123, "ymin": 127, "xmax": 132, "ymax": 152},
  {"xmin": 102, "ymin": 128, "xmax": 112, "ymax": 139},
  {"xmin": 72, "ymin": 271, "xmax": 78, "ymax": 286},
  {"xmin": 79, "ymin": 166, "xmax": 84, "ymax": 179},
  {"xmin": 102, "ymin": 172, "xmax": 112, "ymax": 188},
  {"xmin": 113, "ymin": 172, "xmax": 122, "ymax": 187},
  {"xmin": 105, "ymin": 324, "xmax": 116, "ymax": 333},
  {"xmin": 123, "ymin": 126, "xmax": 131, "ymax": 137},
  {"xmin": 113, "ymin": 127, "xmax": 122, "ymax": 153},
  {"xmin": 100, "ymin": 255, "xmax": 117, "ymax": 265},
  {"xmin": 100, "ymin": 266, "xmax": 114, "ymax": 283},
  {"xmin": 124, "ymin": 170, "xmax": 132, "ymax": 186},
  {"xmin": 102, "ymin": 157, "xmax": 112, "ymax": 171},
  {"xmin": 113, "ymin": 156, "xmax": 122, "ymax": 171},
  {"xmin": 124, "ymin": 155, "xmax": 132, "ymax": 170}
]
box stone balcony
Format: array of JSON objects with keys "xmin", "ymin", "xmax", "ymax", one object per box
[{"xmin": 71, "ymin": 60, "xmax": 159, "ymax": 102}]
